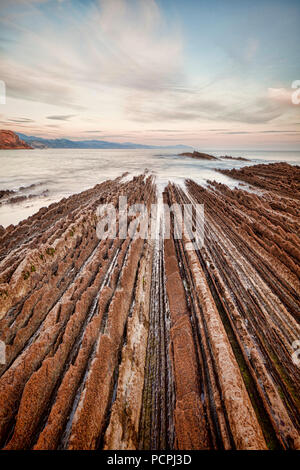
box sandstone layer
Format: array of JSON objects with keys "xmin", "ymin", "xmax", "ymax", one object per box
[{"xmin": 0, "ymin": 163, "xmax": 299, "ymax": 450}]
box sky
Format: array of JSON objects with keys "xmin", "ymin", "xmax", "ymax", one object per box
[{"xmin": 0, "ymin": 0, "xmax": 300, "ymax": 149}]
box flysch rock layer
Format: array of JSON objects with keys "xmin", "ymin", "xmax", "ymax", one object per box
[{"xmin": 0, "ymin": 163, "xmax": 299, "ymax": 450}]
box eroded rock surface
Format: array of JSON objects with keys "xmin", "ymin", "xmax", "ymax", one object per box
[
  {"xmin": 178, "ymin": 151, "xmax": 218, "ymax": 160},
  {"xmin": 0, "ymin": 164, "xmax": 299, "ymax": 450}
]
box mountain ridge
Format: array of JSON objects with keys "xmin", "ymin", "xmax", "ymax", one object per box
[{"xmin": 16, "ymin": 132, "xmax": 191, "ymax": 150}]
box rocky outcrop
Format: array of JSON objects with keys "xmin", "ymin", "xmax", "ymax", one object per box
[
  {"xmin": 0, "ymin": 163, "xmax": 299, "ymax": 450},
  {"xmin": 218, "ymin": 162, "xmax": 300, "ymax": 199},
  {"xmin": 0, "ymin": 130, "xmax": 32, "ymax": 149},
  {"xmin": 220, "ymin": 155, "xmax": 249, "ymax": 161},
  {"xmin": 178, "ymin": 151, "xmax": 218, "ymax": 160}
]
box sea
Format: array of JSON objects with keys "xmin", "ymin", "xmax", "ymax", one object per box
[{"xmin": 0, "ymin": 148, "xmax": 299, "ymax": 227}]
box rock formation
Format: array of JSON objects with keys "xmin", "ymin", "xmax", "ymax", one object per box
[
  {"xmin": 178, "ymin": 151, "xmax": 218, "ymax": 160},
  {"xmin": 0, "ymin": 163, "xmax": 299, "ymax": 450},
  {"xmin": 0, "ymin": 130, "xmax": 32, "ymax": 150},
  {"xmin": 220, "ymin": 155, "xmax": 249, "ymax": 161}
]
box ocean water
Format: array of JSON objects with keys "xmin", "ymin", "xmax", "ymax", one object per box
[{"xmin": 0, "ymin": 148, "xmax": 299, "ymax": 227}]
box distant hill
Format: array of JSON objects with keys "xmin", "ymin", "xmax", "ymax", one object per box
[
  {"xmin": 16, "ymin": 133, "xmax": 191, "ymax": 150},
  {"xmin": 0, "ymin": 130, "xmax": 32, "ymax": 149}
]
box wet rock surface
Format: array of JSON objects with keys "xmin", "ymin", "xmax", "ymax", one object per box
[
  {"xmin": 178, "ymin": 151, "xmax": 218, "ymax": 160},
  {"xmin": 0, "ymin": 163, "xmax": 299, "ymax": 450},
  {"xmin": 219, "ymin": 162, "xmax": 300, "ymax": 199},
  {"xmin": 220, "ymin": 155, "xmax": 249, "ymax": 161}
]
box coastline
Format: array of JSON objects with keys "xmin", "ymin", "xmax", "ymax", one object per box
[{"xmin": 0, "ymin": 162, "xmax": 299, "ymax": 450}]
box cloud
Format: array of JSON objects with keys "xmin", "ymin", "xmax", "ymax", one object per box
[
  {"xmin": 0, "ymin": 0, "xmax": 183, "ymax": 113},
  {"xmin": 147, "ymin": 129, "xmax": 187, "ymax": 133},
  {"xmin": 125, "ymin": 87, "xmax": 286, "ymax": 125},
  {"xmin": 0, "ymin": 58, "xmax": 84, "ymax": 110},
  {"xmin": 7, "ymin": 117, "xmax": 35, "ymax": 123},
  {"xmin": 89, "ymin": 0, "xmax": 183, "ymax": 91},
  {"xmin": 218, "ymin": 130, "xmax": 300, "ymax": 135},
  {"xmin": 268, "ymin": 88, "xmax": 294, "ymax": 106},
  {"xmin": 0, "ymin": 0, "xmax": 299, "ymax": 141},
  {"xmin": 46, "ymin": 114, "xmax": 76, "ymax": 121},
  {"xmin": 83, "ymin": 130, "xmax": 103, "ymax": 133}
]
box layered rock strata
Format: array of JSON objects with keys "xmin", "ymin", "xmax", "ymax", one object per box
[{"xmin": 0, "ymin": 163, "xmax": 299, "ymax": 450}]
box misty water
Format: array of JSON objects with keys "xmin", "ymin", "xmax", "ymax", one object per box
[{"xmin": 0, "ymin": 148, "xmax": 299, "ymax": 227}]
